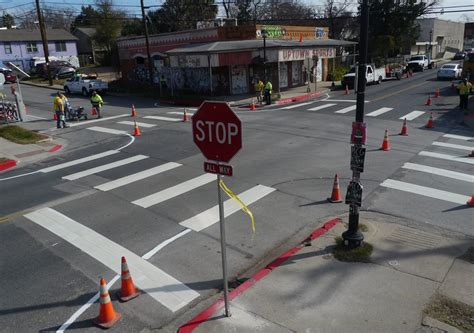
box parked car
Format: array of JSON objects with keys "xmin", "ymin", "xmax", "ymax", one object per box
[
  {"xmin": 53, "ymin": 66, "xmax": 76, "ymax": 80},
  {"xmin": 453, "ymin": 52, "xmax": 466, "ymax": 60},
  {"xmin": 35, "ymin": 60, "xmax": 75, "ymax": 78},
  {"xmin": 63, "ymin": 74, "xmax": 108, "ymax": 96},
  {"xmin": 437, "ymin": 63, "xmax": 462, "ymax": 80},
  {"xmin": 341, "ymin": 64, "xmax": 386, "ymax": 88},
  {"xmin": 407, "ymin": 55, "xmax": 430, "ymax": 72},
  {"xmin": 0, "ymin": 68, "xmax": 16, "ymax": 83}
]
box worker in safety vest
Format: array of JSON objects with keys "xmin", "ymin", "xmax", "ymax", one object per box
[
  {"xmin": 254, "ymin": 79, "xmax": 264, "ymax": 104},
  {"xmin": 457, "ymin": 78, "xmax": 472, "ymax": 113},
  {"xmin": 264, "ymin": 80, "xmax": 272, "ymax": 105},
  {"xmin": 53, "ymin": 91, "xmax": 69, "ymax": 128},
  {"xmin": 90, "ymin": 90, "xmax": 104, "ymax": 118}
]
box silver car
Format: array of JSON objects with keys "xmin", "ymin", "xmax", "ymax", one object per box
[{"xmin": 437, "ymin": 63, "xmax": 462, "ymax": 80}]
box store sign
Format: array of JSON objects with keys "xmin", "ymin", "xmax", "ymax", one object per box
[
  {"xmin": 315, "ymin": 27, "xmax": 329, "ymax": 40},
  {"xmin": 279, "ymin": 48, "xmax": 335, "ymax": 61},
  {"xmin": 256, "ymin": 25, "xmax": 285, "ymax": 39}
]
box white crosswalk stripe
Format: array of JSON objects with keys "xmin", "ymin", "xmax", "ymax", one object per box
[
  {"xmin": 402, "ymin": 163, "xmax": 474, "ymax": 183},
  {"xmin": 144, "ymin": 116, "xmax": 181, "ymax": 122},
  {"xmin": 132, "ymin": 173, "xmax": 215, "ymax": 208},
  {"xmin": 334, "ymin": 105, "xmax": 357, "ymax": 114},
  {"xmin": 432, "ymin": 142, "xmax": 474, "ymax": 151},
  {"xmin": 443, "ymin": 134, "xmax": 474, "ymax": 141},
  {"xmin": 399, "ymin": 111, "xmax": 425, "ymax": 121},
  {"xmin": 86, "ymin": 126, "xmax": 128, "ymax": 135},
  {"xmin": 117, "ymin": 121, "xmax": 157, "ymax": 128},
  {"xmin": 366, "ymin": 107, "xmax": 393, "ymax": 117},
  {"xmin": 40, "ymin": 150, "xmax": 119, "ymax": 173},
  {"xmin": 95, "ymin": 162, "xmax": 182, "ymax": 191},
  {"xmin": 67, "ymin": 114, "xmax": 129, "ymax": 128},
  {"xmin": 167, "ymin": 111, "xmax": 194, "ymax": 116},
  {"xmin": 180, "ymin": 185, "xmax": 276, "ymax": 232},
  {"xmin": 307, "ymin": 103, "xmax": 336, "ymax": 111},
  {"xmin": 282, "ymin": 102, "xmax": 313, "ymax": 109},
  {"xmin": 418, "ymin": 151, "xmax": 474, "ymax": 165},
  {"xmin": 24, "ymin": 208, "xmax": 199, "ymax": 312},
  {"xmin": 380, "ymin": 179, "xmax": 470, "ymax": 205},
  {"xmin": 62, "ymin": 155, "xmax": 149, "ymax": 180}
]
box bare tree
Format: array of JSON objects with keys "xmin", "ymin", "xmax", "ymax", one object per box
[{"xmin": 321, "ymin": 0, "xmax": 355, "ymax": 39}]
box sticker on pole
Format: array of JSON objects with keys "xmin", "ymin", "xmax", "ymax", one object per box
[
  {"xmin": 350, "ymin": 146, "xmax": 366, "ymax": 173},
  {"xmin": 345, "ymin": 181, "xmax": 363, "ymax": 207},
  {"xmin": 192, "ymin": 101, "xmax": 242, "ymax": 163},
  {"xmin": 351, "ymin": 122, "xmax": 367, "ymax": 145}
]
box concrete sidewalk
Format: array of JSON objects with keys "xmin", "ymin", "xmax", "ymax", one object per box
[{"xmin": 181, "ymin": 212, "xmax": 473, "ymax": 333}]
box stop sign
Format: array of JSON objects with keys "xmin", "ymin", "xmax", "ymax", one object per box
[{"xmin": 192, "ymin": 101, "xmax": 242, "ymax": 163}]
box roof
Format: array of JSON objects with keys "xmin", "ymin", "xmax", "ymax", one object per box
[
  {"xmin": 166, "ymin": 39, "xmax": 356, "ymax": 55},
  {"xmin": 73, "ymin": 27, "xmax": 96, "ymax": 37},
  {"xmin": 0, "ymin": 29, "xmax": 77, "ymax": 42}
]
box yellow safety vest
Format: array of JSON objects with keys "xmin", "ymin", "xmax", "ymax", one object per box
[
  {"xmin": 458, "ymin": 82, "xmax": 472, "ymax": 96},
  {"xmin": 53, "ymin": 96, "xmax": 64, "ymax": 112}
]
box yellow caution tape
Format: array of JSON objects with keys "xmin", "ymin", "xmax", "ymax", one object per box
[{"xmin": 219, "ymin": 179, "xmax": 255, "ymax": 233}]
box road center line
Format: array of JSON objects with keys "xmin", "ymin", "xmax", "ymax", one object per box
[
  {"xmin": 402, "ymin": 163, "xmax": 474, "ymax": 183},
  {"xmin": 24, "ymin": 208, "xmax": 199, "ymax": 312},
  {"xmin": 418, "ymin": 151, "xmax": 474, "ymax": 165},
  {"xmin": 380, "ymin": 179, "xmax": 470, "ymax": 205}
]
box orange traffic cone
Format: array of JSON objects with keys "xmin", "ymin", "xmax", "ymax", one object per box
[
  {"xmin": 327, "ymin": 174, "xmax": 342, "ymax": 203},
  {"xmin": 380, "ymin": 129, "xmax": 391, "ymax": 151},
  {"xmin": 131, "ymin": 104, "xmax": 137, "ymax": 117},
  {"xmin": 117, "ymin": 256, "xmax": 140, "ymax": 302},
  {"xmin": 426, "ymin": 112, "xmax": 434, "ymax": 129},
  {"xmin": 425, "ymin": 95, "xmax": 432, "ymax": 106},
  {"xmin": 467, "ymin": 195, "xmax": 474, "ymax": 206},
  {"xmin": 344, "ymin": 84, "xmax": 349, "ymax": 95},
  {"xmin": 399, "ymin": 118, "xmax": 408, "ymax": 136},
  {"xmin": 53, "ymin": 113, "xmax": 58, "ymax": 120},
  {"xmin": 91, "ymin": 107, "xmax": 98, "ymax": 116},
  {"xmin": 94, "ymin": 277, "xmax": 121, "ymax": 328},
  {"xmin": 250, "ymin": 98, "xmax": 256, "ymax": 111},
  {"xmin": 133, "ymin": 119, "xmax": 141, "ymax": 136},
  {"xmin": 434, "ymin": 88, "xmax": 440, "ymax": 98}
]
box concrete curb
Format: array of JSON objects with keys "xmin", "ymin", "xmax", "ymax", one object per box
[
  {"xmin": 177, "ymin": 217, "xmax": 341, "ymax": 333},
  {"xmin": 0, "ymin": 159, "xmax": 17, "ymax": 172}
]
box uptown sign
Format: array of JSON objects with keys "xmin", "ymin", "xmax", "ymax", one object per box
[{"xmin": 279, "ymin": 48, "xmax": 335, "ymax": 62}]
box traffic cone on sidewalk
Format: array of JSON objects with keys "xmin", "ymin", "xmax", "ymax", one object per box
[
  {"xmin": 327, "ymin": 174, "xmax": 342, "ymax": 203},
  {"xmin": 133, "ymin": 119, "xmax": 141, "ymax": 137},
  {"xmin": 435, "ymin": 88, "xmax": 441, "ymax": 98},
  {"xmin": 425, "ymin": 95, "xmax": 432, "ymax": 106},
  {"xmin": 250, "ymin": 98, "xmax": 256, "ymax": 111},
  {"xmin": 380, "ymin": 129, "xmax": 391, "ymax": 151},
  {"xmin": 399, "ymin": 118, "xmax": 408, "ymax": 136},
  {"xmin": 94, "ymin": 277, "xmax": 121, "ymax": 328},
  {"xmin": 467, "ymin": 195, "xmax": 474, "ymax": 206},
  {"xmin": 182, "ymin": 108, "xmax": 188, "ymax": 122},
  {"xmin": 344, "ymin": 84, "xmax": 349, "ymax": 95},
  {"xmin": 131, "ymin": 104, "xmax": 137, "ymax": 117},
  {"xmin": 91, "ymin": 107, "xmax": 98, "ymax": 116},
  {"xmin": 426, "ymin": 112, "xmax": 434, "ymax": 129},
  {"xmin": 117, "ymin": 256, "xmax": 140, "ymax": 302}
]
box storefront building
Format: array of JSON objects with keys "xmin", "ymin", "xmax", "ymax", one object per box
[{"xmin": 116, "ymin": 25, "xmax": 355, "ymax": 96}]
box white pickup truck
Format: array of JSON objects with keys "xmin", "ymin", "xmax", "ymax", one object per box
[
  {"xmin": 341, "ymin": 64, "xmax": 386, "ymax": 88},
  {"xmin": 406, "ymin": 55, "xmax": 430, "ymax": 72},
  {"xmin": 63, "ymin": 75, "xmax": 108, "ymax": 96}
]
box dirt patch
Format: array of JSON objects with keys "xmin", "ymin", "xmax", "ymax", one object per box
[{"xmin": 424, "ymin": 294, "xmax": 474, "ymax": 332}]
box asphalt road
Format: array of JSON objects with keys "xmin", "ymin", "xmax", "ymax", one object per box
[{"xmin": 0, "ymin": 66, "xmax": 472, "ymax": 332}]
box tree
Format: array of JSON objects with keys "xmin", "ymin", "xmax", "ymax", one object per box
[
  {"xmin": 260, "ymin": 0, "xmax": 315, "ymax": 25},
  {"xmin": 121, "ymin": 18, "xmax": 144, "ymax": 37},
  {"xmin": 72, "ymin": 5, "xmax": 100, "ymax": 28},
  {"xmin": 366, "ymin": 0, "xmax": 437, "ymax": 59},
  {"xmin": 1, "ymin": 13, "xmax": 15, "ymax": 28},
  {"xmin": 320, "ymin": 0, "xmax": 356, "ymax": 39}
]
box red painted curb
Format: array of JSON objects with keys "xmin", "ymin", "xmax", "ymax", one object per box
[
  {"xmin": 178, "ymin": 217, "xmax": 341, "ymax": 333},
  {"xmin": 0, "ymin": 159, "xmax": 17, "ymax": 172},
  {"xmin": 49, "ymin": 144, "xmax": 62, "ymax": 153},
  {"xmin": 276, "ymin": 91, "xmax": 322, "ymax": 105}
]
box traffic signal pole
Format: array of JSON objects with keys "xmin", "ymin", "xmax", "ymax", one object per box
[{"xmin": 341, "ymin": 0, "xmax": 369, "ymax": 247}]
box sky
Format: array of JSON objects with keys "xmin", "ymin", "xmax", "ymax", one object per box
[{"xmin": 2, "ymin": 0, "xmax": 473, "ymax": 23}]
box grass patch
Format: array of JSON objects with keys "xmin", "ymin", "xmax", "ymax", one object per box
[
  {"xmin": 424, "ymin": 294, "xmax": 474, "ymax": 332},
  {"xmin": 26, "ymin": 76, "xmax": 66, "ymax": 86},
  {"xmin": 0, "ymin": 125, "xmax": 47, "ymax": 144},
  {"xmin": 333, "ymin": 236, "xmax": 373, "ymax": 262},
  {"xmin": 358, "ymin": 223, "xmax": 369, "ymax": 232}
]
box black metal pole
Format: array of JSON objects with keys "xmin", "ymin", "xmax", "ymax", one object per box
[
  {"xmin": 35, "ymin": 0, "xmax": 52, "ymax": 86},
  {"xmin": 341, "ymin": 0, "xmax": 369, "ymax": 247},
  {"xmin": 141, "ymin": 0, "xmax": 154, "ymax": 86},
  {"xmin": 263, "ymin": 36, "xmax": 267, "ymax": 80}
]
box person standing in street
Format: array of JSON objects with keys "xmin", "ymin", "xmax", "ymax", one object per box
[
  {"xmin": 264, "ymin": 79, "xmax": 273, "ymax": 105},
  {"xmin": 90, "ymin": 90, "xmax": 103, "ymax": 118},
  {"xmin": 255, "ymin": 78, "xmax": 264, "ymax": 105},
  {"xmin": 457, "ymin": 78, "xmax": 472, "ymax": 114},
  {"xmin": 53, "ymin": 92, "xmax": 69, "ymax": 128}
]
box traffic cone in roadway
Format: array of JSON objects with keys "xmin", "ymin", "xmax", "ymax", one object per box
[
  {"xmin": 435, "ymin": 88, "xmax": 441, "ymax": 98},
  {"xmin": 91, "ymin": 107, "xmax": 98, "ymax": 116},
  {"xmin": 250, "ymin": 98, "xmax": 256, "ymax": 111},
  {"xmin": 467, "ymin": 195, "xmax": 474, "ymax": 206},
  {"xmin": 425, "ymin": 95, "xmax": 432, "ymax": 106},
  {"xmin": 94, "ymin": 277, "xmax": 121, "ymax": 328},
  {"xmin": 426, "ymin": 112, "xmax": 434, "ymax": 129},
  {"xmin": 117, "ymin": 256, "xmax": 140, "ymax": 302},
  {"xmin": 182, "ymin": 108, "xmax": 188, "ymax": 122},
  {"xmin": 327, "ymin": 174, "xmax": 343, "ymax": 203},
  {"xmin": 133, "ymin": 119, "xmax": 141, "ymax": 137},
  {"xmin": 399, "ymin": 118, "xmax": 408, "ymax": 136},
  {"xmin": 131, "ymin": 104, "xmax": 137, "ymax": 117},
  {"xmin": 380, "ymin": 129, "xmax": 391, "ymax": 151}
]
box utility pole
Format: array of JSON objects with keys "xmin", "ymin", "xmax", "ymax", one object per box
[
  {"xmin": 35, "ymin": 0, "xmax": 52, "ymax": 86},
  {"xmin": 341, "ymin": 0, "xmax": 369, "ymax": 248},
  {"xmin": 141, "ymin": 0, "xmax": 154, "ymax": 86}
]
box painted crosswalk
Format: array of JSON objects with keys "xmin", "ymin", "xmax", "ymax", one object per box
[
  {"xmin": 334, "ymin": 105, "xmax": 357, "ymax": 114},
  {"xmin": 443, "ymin": 134, "xmax": 474, "ymax": 141},
  {"xmin": 418, "ymin": 151, "xmax": 474, "ymax": 165},
  {"xmin": 399, "ymin": 111, "xmax": 425, "ymax": 120},
  {"xmin": 402, "ymin": 163, "xmax": 474, "ymax": 183},
  {"xmin": 282, "ymin": 102, "xmax": 314, "ymax": 110},
  {"xmin": 117, "ymin": 121, "xmax": 157, "ymax": 128},
  {"xmin": 144, "ymin": 116, "xmax": 182, "ymax": 122},
  {"xmin": 40, "ymin": 150, "xmax": 120, "ymax": 173},
  {"xmin": 366, "ymin": 107, "xmax": 393, "ymax": 117},
  {"xmin": 86, "ymin": 126, "xmax": 128, "ymax": 135},
  {"xmin": 432, "ymin": 142, "xmax": 474, "ymax": 151},
  {"xmin": 307, "ymin": 103, "xmax": 336, "ymax": 111},
  {"xmin": 167, "ymin": 111, "xmax": 194, "ymax": 116}
]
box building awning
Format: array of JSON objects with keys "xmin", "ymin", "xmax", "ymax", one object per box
[{"xmin": 166, "ymin": 39, "xmax": 356, "ymax": 55}]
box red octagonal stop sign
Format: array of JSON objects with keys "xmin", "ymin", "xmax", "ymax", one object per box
[{"xmin": 192, "ymin": 101, "xmax": 242, "ymax": 163}]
